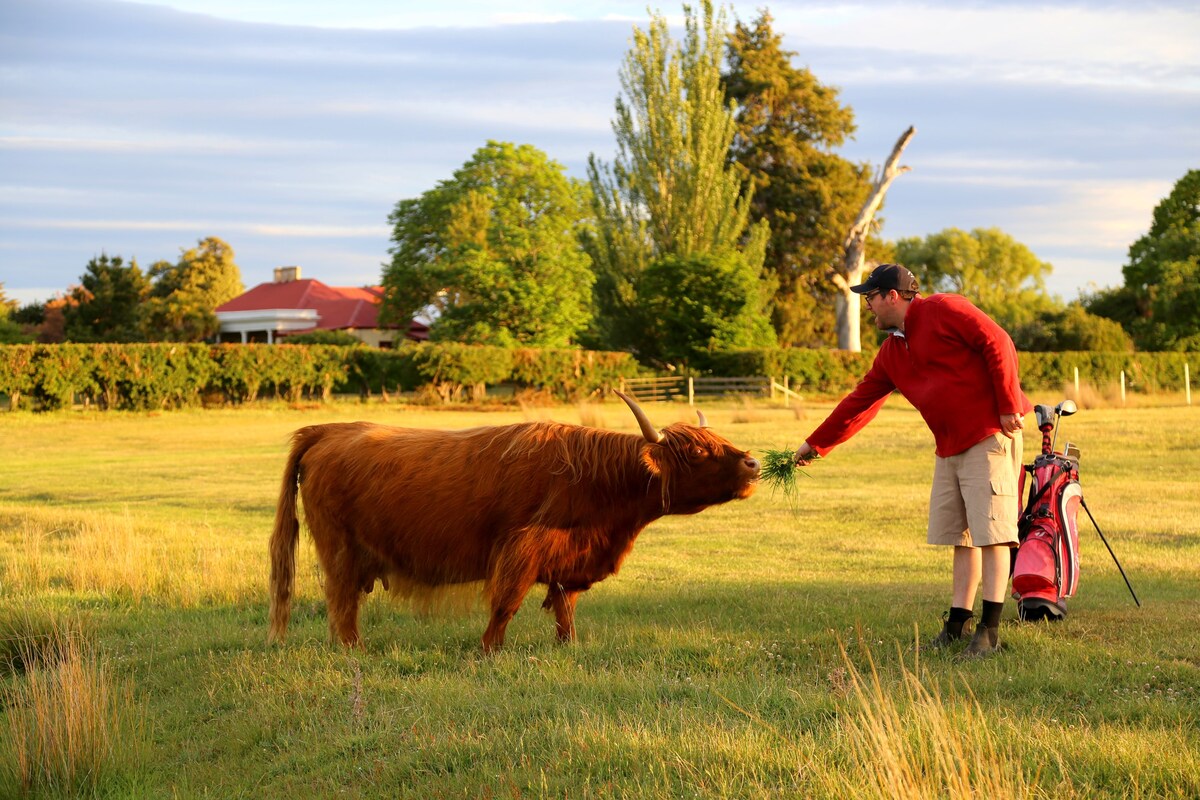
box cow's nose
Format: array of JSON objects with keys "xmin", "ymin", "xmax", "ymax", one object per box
[{"xmin": 745, "ymin": 456, "xmax": 760, "ymax": 472}]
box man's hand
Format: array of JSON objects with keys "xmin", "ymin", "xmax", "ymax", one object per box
[
  {"xmin": 999, "ymin": 412, "xmax": 1024, "ymax": 439},
  {"xmin": 794, "ymin": 442, "xmax": 819, "ymax": 466}
]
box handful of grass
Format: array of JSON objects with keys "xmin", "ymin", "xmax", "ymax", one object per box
[{"xmin": 761, "ymin": 447, "xmax": 811, "ymax": 500}]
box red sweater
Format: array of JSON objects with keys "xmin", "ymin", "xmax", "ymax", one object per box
[{"xmin": 807, "ymin": 294, "xmax": 1032, "ymax": 458}]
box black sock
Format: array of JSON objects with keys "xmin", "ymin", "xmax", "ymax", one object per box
[
  {"xmin": 947, "ymin": 606, "xmax": 974, "ymax": 637},
  {"xmin": 981, "ymin": 600, "xmax": 1004, "ymax": 630}
]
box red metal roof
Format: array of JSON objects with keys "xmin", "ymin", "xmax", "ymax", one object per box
[{"xmin": 217, "ymin": 279, "xmax": 390, "ymax": 331}]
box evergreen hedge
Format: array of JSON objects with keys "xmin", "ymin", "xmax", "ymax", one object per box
[{"xmin": 0, "ymin": 343, "xmax": 1194, "ymax": 412}]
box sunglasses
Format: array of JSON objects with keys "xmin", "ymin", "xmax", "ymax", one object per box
[{"xmin": 862, "ymin": 289, "xmax": 882, "ymax": 303}]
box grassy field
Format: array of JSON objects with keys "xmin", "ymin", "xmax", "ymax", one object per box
[{"xmin": 1, "ymin": 397, "xmax": 1197, "ymax": 798}]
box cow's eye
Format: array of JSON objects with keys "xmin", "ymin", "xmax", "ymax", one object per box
[{"xmin": 691, "ymin": 445, "xmax": 707, "ymax": 459}]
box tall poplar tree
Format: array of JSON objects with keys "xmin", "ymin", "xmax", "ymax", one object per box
[
  {"xmin": 587, "ymin": 1, "xmax": 770, "ymax": 354},
  {"xmin": 722, "ymin": 10, "xmax": 873, "ymax": 347}
]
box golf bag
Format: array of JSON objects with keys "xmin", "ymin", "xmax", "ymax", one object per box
[
  {"xmin": 1012, "ymin": 445, "xmax": 1082, "ymax": 621},
  {"xmin": 1011, "ymin": 401, "xmax": 1140, "ymax": 621}
]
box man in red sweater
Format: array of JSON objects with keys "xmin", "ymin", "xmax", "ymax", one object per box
[{"xmin": 795, "ymin": 264, "xmax": 1032, "ymax": 657}]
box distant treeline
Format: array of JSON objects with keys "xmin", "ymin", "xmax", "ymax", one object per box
[{"xmin": 0, "ymin": 344, "xmax": 1194, "ymax": 412}]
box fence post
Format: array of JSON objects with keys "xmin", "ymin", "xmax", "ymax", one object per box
[
  {"xmin": 688, "ymin": 376, "xmax": 694, "ymax": 406},
  {"xmin": 770, "ymin": 376, "xmax": 776, "ymax": 400},
  {"xmin": 1074, "ymin": 366, "xmax": 1079, "ymax": 399},
  {"xmin": 1186, "ymin": 363, "xmax": 1192, "ymax": 406},
  {"xmin": 1120, "ymin": 370, "xmax": 1126, "ymax": 406},
  {"xmin": 783, "ymin": 375, "xmax": 790, "ymax": 408}
]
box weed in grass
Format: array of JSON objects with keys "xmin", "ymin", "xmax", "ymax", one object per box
[{"xmin": 0, "ymin": 614, "xmax": 145, "ymax": 798}]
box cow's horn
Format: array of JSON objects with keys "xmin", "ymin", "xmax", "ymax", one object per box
[
  {"xmin": 696, "ymin": 410, "xmax": 708, "ymax": 428},
  {"xmin": 615, "ymin": 390, "xmax": 663, "ymax": 443}
]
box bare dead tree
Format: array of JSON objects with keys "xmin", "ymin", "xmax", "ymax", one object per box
[{"xmin": 833, "ymin": 126, "xmax": 916, "ymax": 351}]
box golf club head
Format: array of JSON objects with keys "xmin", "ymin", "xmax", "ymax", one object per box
[
  {"xmin": 1034, "ymin": 404, "xmax": 1056, "ymax": 429},
  {"xmin": 1056, "ymin": 399, "xmax": 1078, "ymax": 417}
]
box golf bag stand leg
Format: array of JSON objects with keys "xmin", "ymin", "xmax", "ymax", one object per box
[{"xmin": 1080, "ymin": 498, "xmax": 1141, "ymax": 608}]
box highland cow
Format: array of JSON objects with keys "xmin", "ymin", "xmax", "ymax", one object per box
[{"xmin": 268, "ymin": 392, "xmax": 759, "ymax": 652}]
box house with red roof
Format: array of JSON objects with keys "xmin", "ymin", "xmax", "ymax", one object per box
[{"xmin": 215, "ymin": 267, "xmax": 428, "ymax": 347}]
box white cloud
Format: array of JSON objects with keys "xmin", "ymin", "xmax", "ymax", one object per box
[
  {"xmin": 1008, "ymin": 179, "xmax": 1164, "ymax": 251},
  {"xmin": 0, "ymin": 134, "xmax": 321, "ymax": 157},
  {"xmin": 116, "ymin": 0, "xmax": 651, "ymax": 29},
  {"xmin": 3, "ymin": 218, "xmax": 385, "ymax": 238},
  {"xmin": 773, "ymin": 4, "xmax": 1200, "ymax": 91}
]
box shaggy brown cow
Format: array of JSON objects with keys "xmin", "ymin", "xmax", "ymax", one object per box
[{"xmin": 268, "ymin": 392, "xmax": 759, "ymax": 652}]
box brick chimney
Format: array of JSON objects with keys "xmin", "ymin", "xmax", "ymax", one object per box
[{"xmin": 274, "ymin": 266, "xmax": 301, "ymax": 283}]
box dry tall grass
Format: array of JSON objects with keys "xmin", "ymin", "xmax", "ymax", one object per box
[
  {"xmin": 729, "ymin": 396, "xmax": 765, "ymax": 424},
  {"xmin": 825, "ymin": 636, "xmax": 1077, "ymax": 799},
  {"xmin": 0, "ymin": 507, "xmax": 287, "ymax": 607},
  {"xmin": 0, "ymin": 614, "xmax": 144, "ymax": 796}
]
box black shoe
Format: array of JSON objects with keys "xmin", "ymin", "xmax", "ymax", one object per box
[
  {"xmin": 923, "ymin": 613, "xmax": 972, "ymax": 651},
  {"xmin": 959, "ymin": 625, "xmax": 1001, "ymax": 659}
]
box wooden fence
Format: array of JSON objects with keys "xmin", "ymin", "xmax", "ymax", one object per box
[{"xmin": 620, "ymin": 375, "xmax": 803, "ymax": 406}]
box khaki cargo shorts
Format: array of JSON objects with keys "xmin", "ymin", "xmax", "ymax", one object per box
[{"xmin": 927, "ymin": 431, "xmax": 1023, "ymax": 547}]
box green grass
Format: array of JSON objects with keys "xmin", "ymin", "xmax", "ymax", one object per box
[{"xmin": 1, "ymin": 398, "xmax": 1198, "ymax": 798}]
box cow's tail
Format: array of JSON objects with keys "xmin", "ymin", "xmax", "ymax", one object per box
[{"xmin": 269, "ymin": 427, "xmax": 316, "ymax": 644}]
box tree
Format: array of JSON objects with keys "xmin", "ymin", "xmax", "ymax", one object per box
[
  {"xmin": 382, "ymin": 141, "xmax": 595, "ymax": 347},
  {"xmin": 63, "ymin": 254, "xmax": 150, "ymax": 342},
  {"xmin": 0, "ymin": 283, "xmax": 32, "ymax": 344},
  {"xmin": 1009, "ymin": 304, "xmax": 1133, "ymax": 352},
  {"xmin": 636, "ymin": 252, "xmax": 776, "ymax": 367},
  {"xmin": 586, "ymin": 1, "xmax": 770, "ymax": 354},
  {"xmin": 0, "ymin": 283, "xmax": 14, "ymax": 316},
  {"xmin": 722, "ymin": 10, "xmax": 874, "ymax": 347},
  {"xmin": 835, "ymin": 127, "xmax": 914, "ymax": 351},
  {"xmin": 1089, "ymin": 169, "xmax": 1200, "ymax": 350},
  {"xmin": 145, "ymin": 236, "xmax": 244, "ymax": 341},
  {"xmin": 894, "ymin": 226, "xmax": 1058, "ymax": 333}
]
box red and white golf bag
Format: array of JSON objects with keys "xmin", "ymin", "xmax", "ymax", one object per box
[
  {"xmin": 1012, "ymin": 448, "xmax": 1082, "ymax": 621},
  {"xmin": 1011, "ymin": 401, "xmax": 1139, "ymax": 621}
]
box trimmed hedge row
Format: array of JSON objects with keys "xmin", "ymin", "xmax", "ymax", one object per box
[
  {"xmin": 1017, "ymin": 351, "xmax": 1195, "ymax": 393},
  {"xmin": 1, "ymin": 344, "xmax": 1193, "ymax": 412},
  {"xmin": 0, "ymin": 343, "xmax": 350, "ymax": 410},
  {"xmin": 0, "ymin": 343, "xmax": 644, "ymax": 411},
  {"xmin": 716, "ymin": 347, "xmax": 1197, "ymax": 394}
]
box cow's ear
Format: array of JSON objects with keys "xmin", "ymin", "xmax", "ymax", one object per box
[{"xmin": 640, "ymin": 445, "xmax": 664, "ymax": 476}]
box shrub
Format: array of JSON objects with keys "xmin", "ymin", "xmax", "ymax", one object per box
[{"xmin": 509, "ymin": 348, "xmax": 642, "ymax": 401}]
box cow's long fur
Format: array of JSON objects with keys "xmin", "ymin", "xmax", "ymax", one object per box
[{"xmin": 269, "ymin": 412, "xmax": 758, "ymax": 651}]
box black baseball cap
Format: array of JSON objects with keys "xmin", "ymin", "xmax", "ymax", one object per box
[{"xmin": 850, "ymin": 263, "xmax": 919, "ymax": 295}]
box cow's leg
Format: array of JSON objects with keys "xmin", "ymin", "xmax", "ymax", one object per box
[
  {"xmin": 326, "ymin": 570, "xmax": 363, "ymax": 647},
  {"xmin": 542, "ymin": 584, "xmax": 581, "ymax": 643},
  {"xmin": 482, "ymin": 563, "xmax": 538, "ymax": 654},
  {"xmin": 312, "ymin": 530, "xmax": 365, "ymax": 648}
]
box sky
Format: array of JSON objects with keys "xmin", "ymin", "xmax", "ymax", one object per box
[{"xmin": 2, "ymin": 0, "xmax": 1198, "ymax": 307}]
